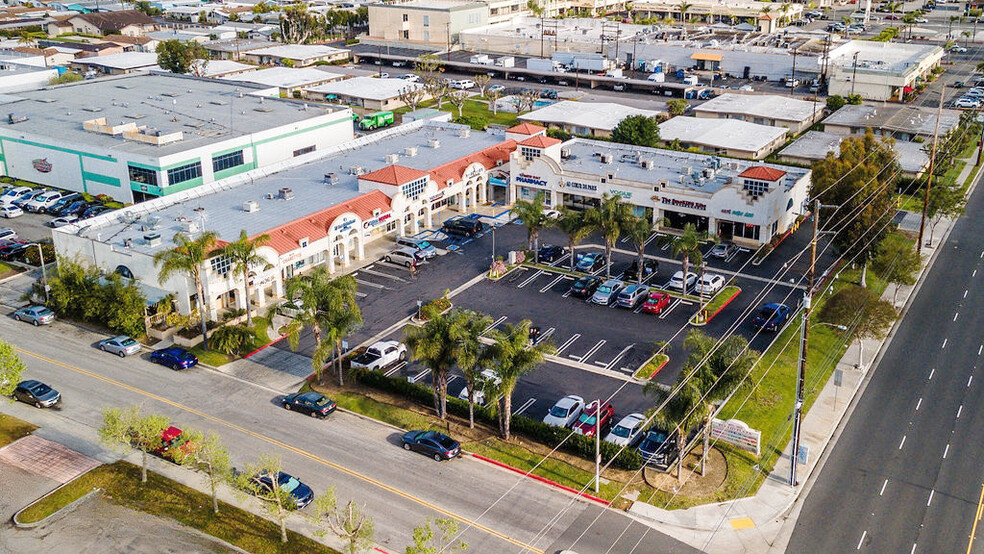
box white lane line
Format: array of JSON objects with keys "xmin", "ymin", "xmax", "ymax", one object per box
[
  {"xmin": 356, "ymin": 291, "xmax": 368, "ymax": 298},
  {"xmin": 858, "ymin": 531, "xmax": 867, "ymax": 550},
  {"xmin": 540, "ymin": 274, "xmax": 565, "ymax": 293},
  {"xmin": 980, "ymin": 250, "xmax": 983, "ymax": 259},
  {"xmin": 512, "ymin": 398, "xmax": 535, "ymax": 415},
  {"xmin": 927, "ymin": 490, "xmax": 935, "ymax": 506},
  {"xmin": 975, "ymin": 270, "xmax": 978, "ymax": 277},
  {"xmin": 958, "ymin": 405, "xmax": 964, "ymax": 418},
  {"xmin": 537, "ymin": 327, "xmax": 555, "ymax": 344},
  {"xmin": 659, "ymin": 299, "xmax": 682, "ymax": 319},
  {"xmin": 929, "ymin": 368, "xmax": 935, "ymax": 380},
  {"xmin": 954, "ymin": 313, "xmax": 959, "ymax": 322},
  {"xmin": 880, "ymin": 479, "xmax": 888, "ymax": 495},
  {"xmin": 384, "ymin": 361, "xmax": 407, "ymax": 377},
  {"xmin": 518, "ymin": 270, "xmax": 543, "ymax": 288},
  {"xmin": 355, "ymin": 278, "xmax": 388, "ymax": 289},
  {"xmin": 979, "ymin": 344, "xmax": 983, "ymax": 356},
  {"xmin": 360, "ymin": 267, "xmax": 406, "ymax": 282},
  {"xmin": 965, "ymin": 290, "xmax": 969, "ymax": 298},
  {"xmin": 899, "ymin": 435, "xmax": 907, "ymax": 450},
  {"xmin": 643, "ymin": 232, "xmax": 659, "ymax": 247},
  {"xmin": 410, "ymin": 368, "xmax": 431, "ymax": 383},
  {"xmin": 911, "ymin": 544, "xmax": 917, "ymax": 554},
  {"xmin": 969, "ymin": 375, "xmax": 974, "ymax": 387},
  {"xmin": 943, "ymin": 444, "xmax": 950, "ymax": 459},
  {"xmin": 446, "ymin": 375, "xmax": 458, "ymax": 386},
  {"xmin": 578, "ymin": 340, "xmax": 607, "ymax": 363},
  {"xmin": 605, "ymin": 343, "xmax": 635, "ymax": 370},
  {"xmin": 916, "ymin": 398, "xmax": 922, "ymax": 411},
  {"xmin": 484, "ymin": 316, "xmax": 507, "ymax": 333},
  {"xmin": 942, "ymin": 338, "xmax": 948, "ymax": 350},
  {"xmin": 556, "ymin": 333, "xmax": 580, "ymax": 355}
]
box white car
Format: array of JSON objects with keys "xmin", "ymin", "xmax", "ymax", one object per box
[
  {"xmin": 0, "ymin": 204, "xmax": 23, "ymax": 218},
  {"xmin": 0, "ymin": 227, "xmax": 15, "ymax": 241},
  {"xmin": 543, "ymin": 394, "xmax": 584, "ymax": 428},
  {"xmin": 488, "ymin": 84, "xmax": 505, "ymax": 93},
  {"xmin": 385, "ymin": 247, "xmax": 423, "ymax": 267},
  {"xmin": 956, "ymin": 98, "xmax": 981, "ymax": 108},
  {"xmin": 350, "ymin": 340, "xmax": 408, "ymax": 370},
  {"xmin": 397, "ymin": 74, "xmax": 421, "ymax": 82},
  {"xmin": 49, "ymin": 215, "xmax": 79, "ymax": 228},
  {"xmin": 915, "ymin": 17, "xmax": 928, "ymax": 23},
  {"xmin": 449, "ymin": 79, "xmax": 476, "ymax": 90},
  {"xmin": 604, "ymin": 413, "xmax": 647, "ymax": 447},
  {"xmin": 695, "ymin": 273, "xmax": 726, "ymax": 296},
  {"xmin": 544, "ymin": 209, "xmax": 561, "ymax": 219},
  {"xmin": 952, "ymin": 46, "xmax": 968, "ymax": 53},
  {"xmin": 0, "ymin": 186, "xmax": 31, "ymax": 206},
  {"xmin": 668, "ymin": 270, "xmax": 697, "ymax": 291},
  {"xmin": 23, "ymin": 191, "xmax": 62, "ymax": 213},
  {"xmin": 458, "ymin": 368, "xmax": 500, "ymax": 404}
]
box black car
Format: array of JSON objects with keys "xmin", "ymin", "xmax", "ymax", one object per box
[
  {"xmin": 47, "ymin": 193, "xmax": 82, "ymax": 215},
  {"xmin": 537, "ymin": 244, "xmax": 565, "ymax": 263},
  {"xmin": 637, "ymin": 428, "xmax": 677, "ymax": 471},
  {"xmin": 56, "ymin": 200, "xmax": 87, "ymax": 217},
  {"xmin": 540, "ymin": 89, "xmax": 558, "ymax": 99},
  {"xmin": 401, "ymin": 430, "xmax": 460, "ymax": 461},
  {"xmin": 443, "ymin": 218, "xmax": 485, "ymax": 238},
  {"xmin": 623, "ymin": 259, "xmax": 658, "ymax": 282},
  {"xmin": 251, "ymin": 471, "xmax": 315, "ymax": 509},
  {"xmin": 13, "ymin": 379, "xmax": 61, "ymax": 408},
  {"xmin": 82, "ymin": 204, "xmax": 111, "ymax": 219},
  {"xmin": 282, "ymin": 392, "xmax": 337, "ymax": 418},
  {"xmin": 569, "ymin": 276, "xmax": 602, "ymax": 298},
  {"xmin": 0, "ymin": 243, "xmax": 28, "ymax": 261}
]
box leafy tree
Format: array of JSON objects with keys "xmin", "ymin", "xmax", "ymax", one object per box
[
  {"xmin": 279, "ymin": 4, "xmax": 324, "ymax": 44},
  {"xmin": 826, "ymin": 94, "xmax": 846, "ymax": 112},
  {"xmin": 234, "ymin": 454, "xmax": 298, "ymax": 543},
  {"xmin": 486, "ymin": 320, "xmax": 554, "ymax": 439},
  {"xmin": 846, "ymin": 94, "xmax": 863, "ymax": 105},
  {"xmin": 283, "ymin": 265, "xmax": 334, "ymax": 382},
  {"xmin": 585, "ymin": 193, "xmax": 633, "ymax": 278},
  {"xmin": 0, "ymin": 339, "xmax": 26, "ymax": 399},
  {"xmin": 657, "ymin": 222, "xmax": 709, "ymax": 284},
  {"xmin": 819, "ymin": 285, "xmax": 896, "ymax": 369},
  {"xmin": 99, "ymin": 406, "xmax": 169, "ymax": 483},
  {"xmin": 48, "ymin": 72, "xmax": 82, "ymax": 85},
  {"xmin": 210, "ymin": 324, "xmax": 255, "ymax": 355},
  {"xmin": 155, "ymin": 231, "xmax": 219, "ymax": 349},
  {"xmin": 925, "ymin": 179, "xmax": 966, "ymax": 245},
  {"xmin": 220, "ymin": 230, "xmax": 271, "ymax": 327},
  {"xmin": 452, "ymin": 310, "xmax": 494, "ymax": 428},
  {"xmin": 553, "ymin": 209, "xmax": 591, "ymax": 271},
  {"xmin": 624, "ymin": 215, "xmax": 653, "ymax": 284},
  {"xmin": 644, "ymin": 367, "xmax": 702, "ymax": 481},
  {"xmin": 871, "ymin": 232, "xmax": 921, "ymax": 305},
  {"xmin": 677, "ymin": 1, "xmax": 693, "ymax": 24},
  {"xmin": 406, "ymin": 517, "xmax": 468, "ymax": 554},
  {"xmin": 811, "ymin": 133, "xmax": 898, "ymax": 287},
  {"xmin": 98, "ymin": 272, "xmax": 148, "ymax": 338},
  {"xmin": 666, "ymin": 98, "xmax": 688, "ymax": 116},
  {"xmin": 174, "ymin": 429, "xmax": 232, "ymax": 514},
  {"xmin": 39, "ymin": 259, "xmax": 147, "ymax": 337},
  {"xmin": 404, "ymin": 309, "xmax": 474, "ymax": 419},
  {"xmin": 610, "ymin": 115, "xmax": 660, "ymax": 148},
  {"xmin": 510, "ymin": 193, "xmax": 550, "ymax": 262},
  {"xmin": 156, "ymin": 39, "xmax": 209, "ymax": 75},
  {"xmin": 311, "ymin": 488, "xmax": 375, "ymax": 554}
]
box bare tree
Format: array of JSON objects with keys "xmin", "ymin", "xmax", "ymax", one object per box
[
  {"xmin": 446, "ymin": 90, "xmax": 470, "ymax": 118},
  {"xmin": 518, "ymin": 89, "xmax": 540, "ymax": 113},
  {"xmin": 398, "ymin": 85, "xmax": 427, "ymax": 112},
  {"xmin": 473, "ymin": 74, "xmax": 492, "ymax": 97},
  {"xmin": 174, "ymin": 429, "xmax": 232, "ymax": 515},
  {"xmin": 233, "ymin": 454, "xmax": 299, "ymax": 543},
  {"xmin": 424, "ymin": 78, "xmax": 450, "ymax": 109},
  {"xmin": 98, "ymin": 405, "xmax": 169, "ymax": 483},
  {"xmin": 486, "ymin": 88, "xmax": 503, "ymax": 114},
  {"xmin": 311, "ymin": 488, "xmax": 375, "ymax": 554},
  {"xmin": 413, "ymin": 54, "xmax": 443, "ymax": 83}
]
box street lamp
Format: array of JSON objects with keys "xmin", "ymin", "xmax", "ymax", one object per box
[{"xmin": 27, "ymin": 242, "xmax": 49, "ymax": 304}]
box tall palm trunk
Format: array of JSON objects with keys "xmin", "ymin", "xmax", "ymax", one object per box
[
  {"xmin": 499, "ymin": 390, "xmax": 514, "ymax": 439},
  {"xmin": 209, "ymin": 466, "xmax": 219, "ymax": 514},
  {"xmin": 701, "ymin": 409, "xmax": 711, "ymax": 476},
  {"xmin": 242, "ymin": 273, "xmax": 253, "ymax": 327},
  {"xmin": 681, "ymin": 254, "xmax": 690, "ymax": 284},
  {"xmin": 434, "ymin": 369, "xmax": 448, "ymax": 419},
  {"xmin": 194, "ymin": 273, "xmax": 210, "ymax": 350},
  {"xmin": 604, "ymin": 239, "xmax": 613, "ymax": 278},
  {"xmin": 468, "ymin": 389, "xmax": 475, "ymax": 428}
]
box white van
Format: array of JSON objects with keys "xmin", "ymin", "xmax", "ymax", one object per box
[
  {"xmin": 647, "ymin": 73, "xmax": 665, "ymax": 83},
  {"xmin": 449, "ymin": 79, "xmax": 476, "ymax": 90},
  {"xmin": 0, "ymin": 186, "xmax": 31, "ymax": 205}
]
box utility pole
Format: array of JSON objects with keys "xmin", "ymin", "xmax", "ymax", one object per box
[
  {"xmin": 790, "ymin": 199, "xmax": 820, "ymax": 487},
  {"xmin": 790, "ymin": 47, "xmax": 798, "ymax": 98},
  {"xmin": 850, "ymin": 51, "xmax": 860, "ymax": 97},
  {"xmin": 594, "ymin": 398, "xmax": 601, "ymax": 493},
  {"xmin": 918, "ymin": 84, "xmax": 945, "ymax": 253}
]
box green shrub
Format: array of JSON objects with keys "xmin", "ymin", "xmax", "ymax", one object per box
[
  {"xmin": 210, "ymin": 324, "xmax": 256, "ymax": 355},
  {"xmin": 546, "ymin": 128, "xmax": 572, "ymax": 141},
  {"xmin": 221, "ymin": 308, "xmax": 246, "ymax": 321},
  {"xmin": 452, "ymin": 114, "xmax": 488, "ymax": 130},
  {"xmin": 21, "ymin": 242, "xmax": 54, "ymax": 266}
]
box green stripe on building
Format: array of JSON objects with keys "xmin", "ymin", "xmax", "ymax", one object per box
[{"xmin": 82, "ymin": 171, "xmax": 121, "ymax": 187}]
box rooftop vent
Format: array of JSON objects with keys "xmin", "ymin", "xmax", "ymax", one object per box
[
  {"xmin": 7, "ymin": 113, "xmax": 27, "ymax": 124},
  {"xmin": 599, "ymin": 153, "xmax": 612, "ymax": 164},
  {"xmin": 385, "ymin": 153, "xmax": 399, "ymax": 164},
  {"xmin": 403, "ymin": 146, "xmax": 418, "ymax": 157},
  {"xmin": 242, "ymin": 200, "xmax": 259, "ymax": 213},
  {"xmin": 34, "ymin": 98, "xmax": 55, "ymax": 103},
  {"xmin": 181, "ymin": 220, "xmax": 199, "ymax": 233},
  {"xmin": 428, "ymin": 138, "xmax": 440, "ymax": 149},
  {"xmin": 560, "ymin": 147, "xmax": 571, "ymax": 159},
  {"xmin": 162, "ymin": 92, "xmax": 180, "ymax": 97},
  {"xmin": 82, "ymin": 106, "xmax": 102, "ymax": 112},
  {"xmin": 278, "ymin": 187, "xmax": 294, "ymax": 200},
  {"xmin": 254, "ymin": 107, "xmax": 273, "ymax": 113},
  {"xmin": 640, "ymin": 159, "xmax": 654, "ymax": 169},
  {"xmin": 125, "ymin": 113, "xmax": 146, "ymax": 119},
  {"xmin": 116, "ymin": 84, "xmax": 134, "ymax": 90},
  {"xmin": 144, "ymin": 232, "xmax": 161, "ymax": 247},
  {"xmin": 458, "ymin": 128, "xmax": 470, "ymax": 138},
  {"xmin": 324, "ymin": 173, "xmax": 338, "ymax": 185},
  {"xmin": 350, "ymin": 166, "xmax": 365, "ymax": 175},
  {"xmin": 210, "ymin": 100, "xmax": 228, "ymax": 106}
]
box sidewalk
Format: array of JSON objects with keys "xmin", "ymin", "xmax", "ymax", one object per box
[{"xmin": 626, "ymin": 157, "xmax": 984, "ymax": 552}]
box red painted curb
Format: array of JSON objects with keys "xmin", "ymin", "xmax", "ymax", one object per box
[
  {"xmin": 702, "ymin": 287, "xmax": 742, "ymax": 324},
  {"xmin": 647, "ymin": 356, "xmax": 669, "ymax": 379},
  {"xmin": 469, "ymin": 453, "xmax": 611, "ymax": 506},
  {"xmin": 242, "ymin": 334, "xmax": 288, "ymax": 359}
]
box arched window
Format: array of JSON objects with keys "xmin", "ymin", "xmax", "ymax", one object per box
[{"xmin": 114, "ymin": 265, "xmax": 133, "ymax": 279}]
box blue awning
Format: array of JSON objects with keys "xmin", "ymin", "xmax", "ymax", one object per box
[{"xmin": 489, "ymin": 177, "xmax": 508, "ymax": 187}]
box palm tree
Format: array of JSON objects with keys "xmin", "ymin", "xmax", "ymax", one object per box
[
  {"xmin": 677, "ymin": 1, "xmax": 692, "ymax": 24},
  {"xmin": 657, "ymin": 223, "xmax": 710, "ymax": 286},
  {"xmin": 452, "ymin": 310, "xmax": 494, "ymax": 428},
  {"xmin": 949, "ymin": 15, "xmax": 961, "ymax": 39},
  {"xmin": 221, "ymin": 230, "xmax": 271, "ymax": 327},
  {"xmin": 323, "ymin": 275, "xmax": 362, "ymax": 386},
  {"xmin": 624, "ymin": 215, "xmax": 653, "ymax": 284},
  {"xmin": 553, "ymin": 209, "xmax": 591, "ymax": 272},
  {"xmin": 644, "ymin": 368, "xmax": 704, "ymax": 482},
  {"xmin": 283, "ymin": 265, "xmax": 334, "ymax": 382},
  {"xmin": 154, "ymin": 231, "xmax": 219, "ymax": 350},
  {"xmin": 486, "ymin": 320, "xmax": 554, "ymax": 439},
  {"xmin": 585, "ymin": 193, "xmax": 633, "ymax": 279},
  {"xmin": 778, "ymin": 2, "xmax": 791, "ymax": 27},
  {"xmin": 511, "ymin": 193, "xmax": 550, "ymax": 263},
  {"xmin": 404, "ymin": 309, "xmax": 469, "ymax": 419}
]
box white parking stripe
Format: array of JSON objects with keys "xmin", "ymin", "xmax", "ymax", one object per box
[
  {"xmin": 410, "ymin": 368, "xmax": 431, "ymax": 383},
  {"xmin": 556, "ymin": 334, "xmax": 580, "ymax": 355},
  {"xmin": 576, "ymin": 340, "xmax": 606, "ymax": 363},
  {"xmin": 643, "ymin": 232, "xmax": 660, "ymax": 247},
  {"xmin": 540, "ymin": 274, "xmax": 566, "ymax": 293},
  {"xmin": 513, "ymin": 398, "xmax": 536, "ymax": 415},
  {"xmin": 537, "ymin": 327, "xmax": 555, "ymax": 343},
  {"xmin": 551, "ymin": 254, "xmax": 570, "ymax": 266},
  {"xmin": 360, "ymin": 267, "xmax": 406, "ymax": 282},
  {"xmin": 355, "ymin": 278, "xmax": 388, "ymax": 290},
  {"xmin": 605, "ymin": 343, "xmax": 635, "ymax": 370},
  {"xmin": 518, "ymin": 270, "xmax": 543, "ymax": 288},
  {"xmin": 484, "ymin": 316, "xmax": 507, "ymax": 333},
  {"xmin": 659, "ymin": 299, "xmax": 682, "ymax": 319},
  {"xmin": 384, "ymin": 361, "xmax": 407, "ymax": 377}
]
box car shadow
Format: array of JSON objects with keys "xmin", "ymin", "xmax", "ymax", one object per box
[{"xmin": 385, "ymin": 432, "xmax": 407, "ymax": 448}]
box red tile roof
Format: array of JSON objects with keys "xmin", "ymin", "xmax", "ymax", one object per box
[
  {"xmin": 359, "ymin": 165, "xmax": 429, "ymax": 186},
  {"xmin": 429, "ymin": 140, "xmax": 516, "ymax": 189},
  {"xmin": 739, "ymin": 166, "xmax": 786, "ymax": 181},
  {"xmin": 506, "ymin": 123, "xmax": 546, "ymax": 135},
  {"xmin": 259, "ymin": 190, "xmax": 392, "ymax": 255},
  {"xmin": 518, "ymin": 135, "xmax": 561, "ymax": 148}
]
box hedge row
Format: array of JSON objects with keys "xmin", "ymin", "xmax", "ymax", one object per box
[{"xmin": 350, "ymin": 368, "xmax": 643, "ymax": 470}]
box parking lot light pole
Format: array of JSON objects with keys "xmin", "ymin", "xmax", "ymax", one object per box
[{"xmin": 595, "ymin": 398, "xmax": 601, "ymax": 494}]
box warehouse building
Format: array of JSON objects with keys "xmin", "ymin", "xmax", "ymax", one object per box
[
  {"xmin": 658, "ymin": 116, "xmax": 789, "ymax": 159},
  {"xmin": 778, "ymin": 130, "xmax": 930, "ymax": 178},
  {"xmin": 305, "ymin": 77, "xmax": 428, "ymax": 111},
  {"xmin": 517, "ymin": 100, "xmax": 664, "ymax": 138},
  {"xmin": 693, "ymin": 93, "xmax": 824, "ymax": 134},
  {"xmin": 821, "ymin": 104, "xmax": 961, "ymax": 142},
  {"xmin": 0, "ymin": 73, "xmax": 355, "ymax": 203},
  {"xmin": 824, "ymin": 40, "xmax": 944, "ymax": 102}
]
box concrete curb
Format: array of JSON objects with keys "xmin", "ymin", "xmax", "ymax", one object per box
[
  {"xmin": 12, "ymin": 483, "xmax": 101, "ymax": 529},
  {"xmin": 469, "ymin": 453, "xmax": 611, "ymax": 506}
]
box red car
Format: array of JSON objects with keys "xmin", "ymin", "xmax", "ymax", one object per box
[
  {"xmin": 641, "ymin": 292, "xmax": 671, "ymax": 315},
  {"xmin": 152, "ymin": 426, "xmax": 197, "ymax": 461},
  {"xmin": 571, "ymin": 400, "xmax": 614, "ymax": 437}
]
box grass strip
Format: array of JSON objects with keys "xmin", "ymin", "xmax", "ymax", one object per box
[
  {"xmin": 634, "ymin": 354, "xmax": 668, "ymax": 380},
  {"xmin": 0, "ymin": 414, "xmax": 37, "ymax": 447},
  {"xmin": 17, "ymin": 461, "xmax": 340, "ymax": 554}
]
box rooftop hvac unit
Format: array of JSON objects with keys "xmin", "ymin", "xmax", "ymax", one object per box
[
  {"xmin": 560, "ymin": 147, "xmax": 571, "ymax": 159},
  {"xmin": 403, "ymin": 146, "xmax": 418, "ymax": 157},
  {"xmin": 350, "ymin": 166, "xmax": 366, "ymax": 175},
  {"xmin": 181, "ymin": 220, "xmax": 199, "ymax": 233},
  {"xmin": 641, "ymin": 159, "xmax": 654, "ymax": 169},
  {"xmin": 428, "ymin": 138, "xmax": 440, "ymax": 149},
  {"xmin": 682, "ymin": 166, "xmax": 692, "ymax": 175},
  {"xmin": 144, "ymin": 232, "xmax": 162, "ymax": 247},
  {"xmin": 242, "ymin": 200, "xmax": 259, "ymax": 213},
  {"xmin": 278, "ymin": 187, "xmax": 294, "ymax": 200},
  {"xmin": 599, "ymin": 153, "xmax": 612, "ymax": 164},
  {"xmin": 385, "ymin": 153, "xmax": 399, "ymax": 164},
  {"xmin": 324, "ymin": 172, "xmax": 338, "ymax": 185},
  {"xmin": 459, "ymin": 128, "xmax": 470, "ymax": 138}
]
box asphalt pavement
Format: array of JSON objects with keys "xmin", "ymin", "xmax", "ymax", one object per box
[{"xmin": 787, "ymin": 168, "xmax": 984, "ymax": 552}]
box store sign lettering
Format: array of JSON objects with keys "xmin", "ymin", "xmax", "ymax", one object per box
[
  {"xmin": 721, "ymin": 209, "xmax": 754, "ymax": 218},
  {"xmin": 562, "ymin": 181, "xmax": 598, "ymax": 192},
  {"xmin": 516, "ymin": 173, "xmax": 548, "ymax": 187},
  {"xmin": 363, "ymin": 212, "xmax": 393, "ymax": 229},
  {"xmin": 658, "ymin": 196, "xmax": 706, "ymax": 211},
  {"xmin": 612, "ymin": 190, "xmax": 632, "ymax": 199},
  {"xmin": 333, "ymin": 217, "xmax": 356, "ymax": 232},
  {"xmin": 429, "ymin": 192, "xmax": 444, "ymax": 202}
]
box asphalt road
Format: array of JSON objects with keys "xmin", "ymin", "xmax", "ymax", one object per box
[
  {"xmin": 787, "ymin": 172, "xmax": 984, "ymax": 552},
  {"xmin": 0, "ymin": 309, "xmax": 696, "ymax": 554}
]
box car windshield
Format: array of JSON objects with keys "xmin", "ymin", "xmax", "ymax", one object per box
[
  {"xmin": 31, "ymin": 383, "xmax": 52, "ymax": 395},
  {"xmin": 611, "ymin": 425, "xmax": 632, "ymax": 438},
  {"xmin": 120, "ymin": 338, "xmax": 137, "ymax": 346},
  {"xmin": 279, "ymin": 476, "xmax": 300, "ymax": 493},
  {"xmin": 642, "ymin": 431, "xmax": 668, "ymax": 449},
  {"xmin": 549, "ymin": 405, "xmax": 569, "ymax": 417},
  {"xmin": 578, "ymin": 413, "xmax": 597, "ymax": 426},
  {"xmin": 597, "ymin": 285, "xmax": 612, "ymax": 294},
  {"xmin": 418, "ymin": 241, "xmax": 431, "ymax": 249}
]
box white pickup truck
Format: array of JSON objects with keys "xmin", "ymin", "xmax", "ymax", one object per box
[{"xmin": 350, "ymin": 340, "xmax": 408, "ymax": 370}]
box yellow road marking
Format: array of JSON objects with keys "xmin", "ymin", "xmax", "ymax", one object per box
[
  {"xmin": 729, "ymin": 517, "xmax": 755, "ymax": 530},
  {"xmin": 967, "ymin": 483, "xmax": 984, "ymax": 554},
  {"xmin": 16, "ymin": 346, "xmax": 543, "ymax": 554}
]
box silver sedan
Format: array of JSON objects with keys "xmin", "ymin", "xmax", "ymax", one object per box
[{"xmin": 98, "ymin": 335, "xmax": 142, "ymax": 357}]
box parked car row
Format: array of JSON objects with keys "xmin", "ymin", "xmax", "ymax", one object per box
[
  {"xmin": 953, "ymin": 86, "xmax": 984, "ymax": 109},
  {"xmin": 0, "ymin": 183, "xmax": 118, "ymax": 222}
]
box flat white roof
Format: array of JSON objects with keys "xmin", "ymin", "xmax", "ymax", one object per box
[
  {"xmin": 148, "ymin": 59, "xmax": 255, "ymax": 78},
  {"xmin": 244, "ymin": 44, "xmax": 349, "ymax": 60},
  {"xmin": 75, "ymin": 52, "xmax": 158, "ymax": 70},
  {"xmin": 826, "ymin": 40, "xmax": 943, "ymax": 75},
  {"xmin": 779, "ymin": 130, "xmax": 927, "ymax": 174},
  {"xmin": 307, "ymin": 76, "xmax": 421, "ymax": 101},
  {"xmin": 693, "ymin": 93, "xmax": 822, "ymax": 123},
  {"xmin": 659, "ymin": 116, "xmax": 787, "ymax": 152},
  {"xmin": 518, "ymin": 100, "xmax": 663, "ymax": 131},
  {"xmin": 823, "ymin": 104, "xmax": 961, "ymax": 136},
  {"xmin": 222, "ymin": 66, "xmax": 345, "ymax": 89}
]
